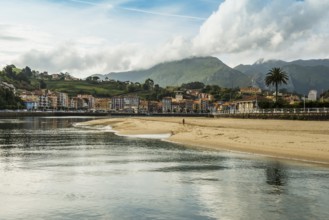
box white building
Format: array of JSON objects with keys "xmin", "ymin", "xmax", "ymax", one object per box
[
  {"xmin": 175, "ymin": 91, "xmax": 183, "ymax": 101},
  {"xmin": 308, "ymin": 90, "xmax": 317, "ymax": 101},
  {"xmin": 123, "ymin": 96, "xmax": 140, "ymax": 112},
  {"xmin": 111, "ymin": 96, "xmax": 124, "ymax": 111},
  {"xmin": 39, "ymin": 95, "xmax": 50, "ymax": 109},
  {"xmin": 162, "ymin": 97, "xmax": 172, "ymax": 112},
  {"xmin": 57, "ymin": 92, "xmax": 69, "ymax": 109}
]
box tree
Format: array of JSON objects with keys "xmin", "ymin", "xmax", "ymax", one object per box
[
  {"xmin": 265, "ymin": 67, "xmax": 289, "ymax": 104},
  {"xmin": 92, "ymin": 76, "xmax": 100, "ymax": 81},
  {"xmin": 3, "ymin": 65, "xmax": 16, "ymax": 79},
  {"xmin": 39, "ymin": 80, "xmax": 47, "ymax": 89},
  {"xmin": 181, "ymin": 81, "xmax": 205, "ymax": 90},
  {"xmin": 143, "ymin": 78, "xmax": 154, "ymax": 91},
  {"xmin": 0, "ymin": 87, "xmax": 23, "ymax": 110}
]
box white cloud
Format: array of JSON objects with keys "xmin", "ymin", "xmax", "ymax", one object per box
[
  {"xmin": 1, "ymin": 0, "xmax": 329, "ymax": 77},
  {"xmin": 192, "ymin": 0, "xmax": 329, "ymax": 66},
  {"xmin": 0, "ymin": 0, "xmax": 204, "ymax": 76},
  {"xmin": 16, "ymin": 37, "xmax": 193, "ymax": 76}
]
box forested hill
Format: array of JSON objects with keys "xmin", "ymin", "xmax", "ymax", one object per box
[
  {"xmin": 234, "ymin": 59, "xmax": 329, "ymax": 95},
  {"xmin": 97, "ymin": 57, "xmax": 251, "ymax": 88},
  {"xmin": 2, "ymin": 56, "xmax": 329, "ymax": 96},
  {"xmin": 94, "ymin": 57, "xmax": 329, "ymax": 94}
]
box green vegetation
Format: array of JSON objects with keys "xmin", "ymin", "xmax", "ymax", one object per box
[
  {"xmin": 45, "ymin": 80, "xmax": 122, "ymax": 97},
  {"xmin": 1, "ymin": 60, "xmax": 329, "ymax": 110},
  {"xmin": 235, "ymin": 59, "xmax": 329, "ymax": 95},
  {"xmin": 181, "ymin": 82, "xmax": 205, "ymax": 89},
  {"xmin": 0, "ymin": 64, "xmax": 177, "ymax": 100},
  {"xmin": 0, "ymin": 87, "xmax": 23, "ymax": 110},
  {"xmin": 106, "ymin": 57, "xmax": 251, "ymax": 88},
  {"xmin": 45, "ymin": 78, "xmax": 174, "ymax": 100},
  {"xmin": 201, "ymin": 85, "xmax": 240, "ymax": 101},
  {"xmin": 265, "ymin": 67, "xmax": 289, "ymax": 104}
]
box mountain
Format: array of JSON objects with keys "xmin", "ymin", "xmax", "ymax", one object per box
[
  {"xmin": 234, "ymin": 59, "xmax": 329, "ymax": 94},
  {"xmin": 99, "ymin": 57, "xmax": 251, "ymax": 88},
  {"xmin": 93, "ymin": 57, "xmax": 329, "ymax": 95}
]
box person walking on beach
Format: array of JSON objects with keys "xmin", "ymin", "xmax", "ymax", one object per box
[{"xmin": 182, "ymin": 118, "xmax": 185, "ymax": 125}]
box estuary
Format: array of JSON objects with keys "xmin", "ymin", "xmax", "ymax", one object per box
[{"xmin": 1, "ymin": 117, "xmax": 329, "ymax": 219}]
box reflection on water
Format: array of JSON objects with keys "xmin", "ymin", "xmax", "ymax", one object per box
[{"xmin": 1, "ymin": 117, "xmax": 329, "ymax": 219}]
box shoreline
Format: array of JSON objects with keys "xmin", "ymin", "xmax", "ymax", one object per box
[{"xmin": 77, "ymin": 117, "xmax": 329, "ymax": 165}]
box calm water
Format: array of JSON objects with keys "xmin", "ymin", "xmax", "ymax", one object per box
[{"xmin": 1, "ymin": 117, "xmax": 329, "ymax": 220}]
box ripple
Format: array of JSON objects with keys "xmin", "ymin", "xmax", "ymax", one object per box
[{"xmin": 152, "ymin": 164, "xmax": 228, "ymax": 172}]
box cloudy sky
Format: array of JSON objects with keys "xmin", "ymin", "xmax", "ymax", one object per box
[{"xmin": 1, "ymin": 0, "xmax": 329, "ymax": 77}]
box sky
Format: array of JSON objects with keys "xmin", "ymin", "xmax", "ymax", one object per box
[{"xmin": 1, "ymin": 0, "xmax": 329, "ymax": 77}]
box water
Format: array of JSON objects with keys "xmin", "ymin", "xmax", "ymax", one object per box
[{"xmin": 1, "ymin": 117, "xmax": 329, "ymax": 220}]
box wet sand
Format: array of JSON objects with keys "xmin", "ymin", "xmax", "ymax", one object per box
[{"xmin": 79, "ymin": 117, "xmax": 329, "ymax": 164}]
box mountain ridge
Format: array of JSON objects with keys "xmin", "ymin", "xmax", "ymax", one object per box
[
  {"xmin": 234, "ymin": 58, "xmax": 329, "ymax": 94},
  {"xmin": 96, "ymin": 56, "xmax": 251, "ymax": 88},
  {"xmin": 93, "ymin": 57, "xmax": 329, "ymax": 95}
]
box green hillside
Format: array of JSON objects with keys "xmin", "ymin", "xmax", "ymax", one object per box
[
  {"xmin": 284, "ymin": 65, "xmax": 329, "ymax": 95},
  {"xmin": 45, "ymin": 80, "xmax": 159, "ymax": 98},
  {"xmin": 234, "ymin": 59, "xmax": 329, "ymax": 94},
  {"xmin": 105, "ymin": 57, "xmax": 251, "ymax": 88},
  {"xmin": 45, "ymin": 80, "xmax": 124, "ymax": 97}
]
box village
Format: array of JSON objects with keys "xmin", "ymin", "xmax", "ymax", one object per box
[{"xmin": 1, "ymin": 79, "xmax": 323, "ymax": 114}]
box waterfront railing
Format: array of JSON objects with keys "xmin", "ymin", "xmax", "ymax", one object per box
[{"xmin": 214, "ymin": 108, "xmax": 329, "ymax": 115}]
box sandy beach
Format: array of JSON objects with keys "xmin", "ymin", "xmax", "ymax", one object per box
[{"xmin": 78, "ymin": 117, "xmax": 329, "ymax": 164}]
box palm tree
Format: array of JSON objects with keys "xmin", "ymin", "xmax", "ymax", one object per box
[{"xmin": 265, "ymin": 67, "xmax": 289, "ymax": 104}]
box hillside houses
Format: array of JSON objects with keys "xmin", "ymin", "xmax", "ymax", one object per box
[
  {"xmin": 13, "ymin": 85, "xmax": 322, "ymax": 113},
  {"xmin": 16, "ymin": 87, "xmax": 217, "ymax": 113}
]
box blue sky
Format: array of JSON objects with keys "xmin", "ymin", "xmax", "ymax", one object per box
[
  {"xmin": 0, "ymin": 0, "xmax": 328, "ymax": 77},
  {"xmin": 59, "ymin": 0, "xmax": 221, "ymax": 18}
]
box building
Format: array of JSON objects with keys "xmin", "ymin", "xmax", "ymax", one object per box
[
  {"xmin": 233, "ymin": 96, "xmax": 265, "ymax": 113},
  {"xmin": 48, "ymin": 95, "xmax": 58, "ymax": 109},
  {"xmin": 171, "ymin": 101, "xmax": 185, "ymax": 113},
  {"xmin": 39, "ymin": 95, "xmax": 50, "ymax": 109},
  {"xmin": 70, "ymin": 97, "xmax": 79, "ymax": 109},
  {"xmin": 70, "ymin": 95, "xmax": 95, "ymax": 110},
  {"xmin": 77, "ymin": 94, "xmax": 95, "ymax": 110},
  {"xmin": 111, "ymin": 96, "xmax": 124, "ymax": 111},
  {"xmin": 308, "ymin": 90, "xmax": 317, "ymax": 101},
  {"xmin": 123, "ymin": 96, "xmax": 140, "ymax": 113},
  {"xmin": 148, "ymin": 101, "xmax": 161, "ymax": 113},
  {"xmin": 193, "ymin": 100, "xmax": 200, "ymax": 112},
  {"xmin": 138, "ymin": 100, "xmax": 149, "ymax": 113},
  {"xmin": 185, "ymin": 100, "xmax": 194, "ymax": 113},
  {"xmin": 20, "ymin": 91, "xmax": 39, "ymax": 110},
  {"xmin": 186, "ymin": 89, "xmax": 201, "ymax": 97},
  {"xmin": 200, "ymin": 99, "xmax": 210, "ymax": 112},
  {"xmin": 110, "ymin": 96, "xmax": 140, "ymax": 113},
  {"xmin": 57, "ymin": 92, "xmax": 69, "ymax": 109},
  {"xmin": 24, "ymin": 101, "xmax": 38, "ymax": 110},
  {"xmin": 174, "ymin": 91, "xmax": 184, "ymax": 102},
  {"xmin": 239, "ymin": 87, "xmax": 262, "ymax": 95},
  {"xmin": 198, "ymin": 93, "xmax": 214, "ymax": 101},
  {"xmin": 162, "ymin": 97, "xmax": 172, "ymax": 113},
  {"xmin": 95, "ymin": 98, "xmax": 111, "ymax": 111},
  {"xmin": 283, "ymin": 94, "xmax": 301, "ymax": 105}
]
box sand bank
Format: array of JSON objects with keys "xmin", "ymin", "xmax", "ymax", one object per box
[{"xmin": 78, "ymin": 117, "xmax": 329, "ymax": 164}]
